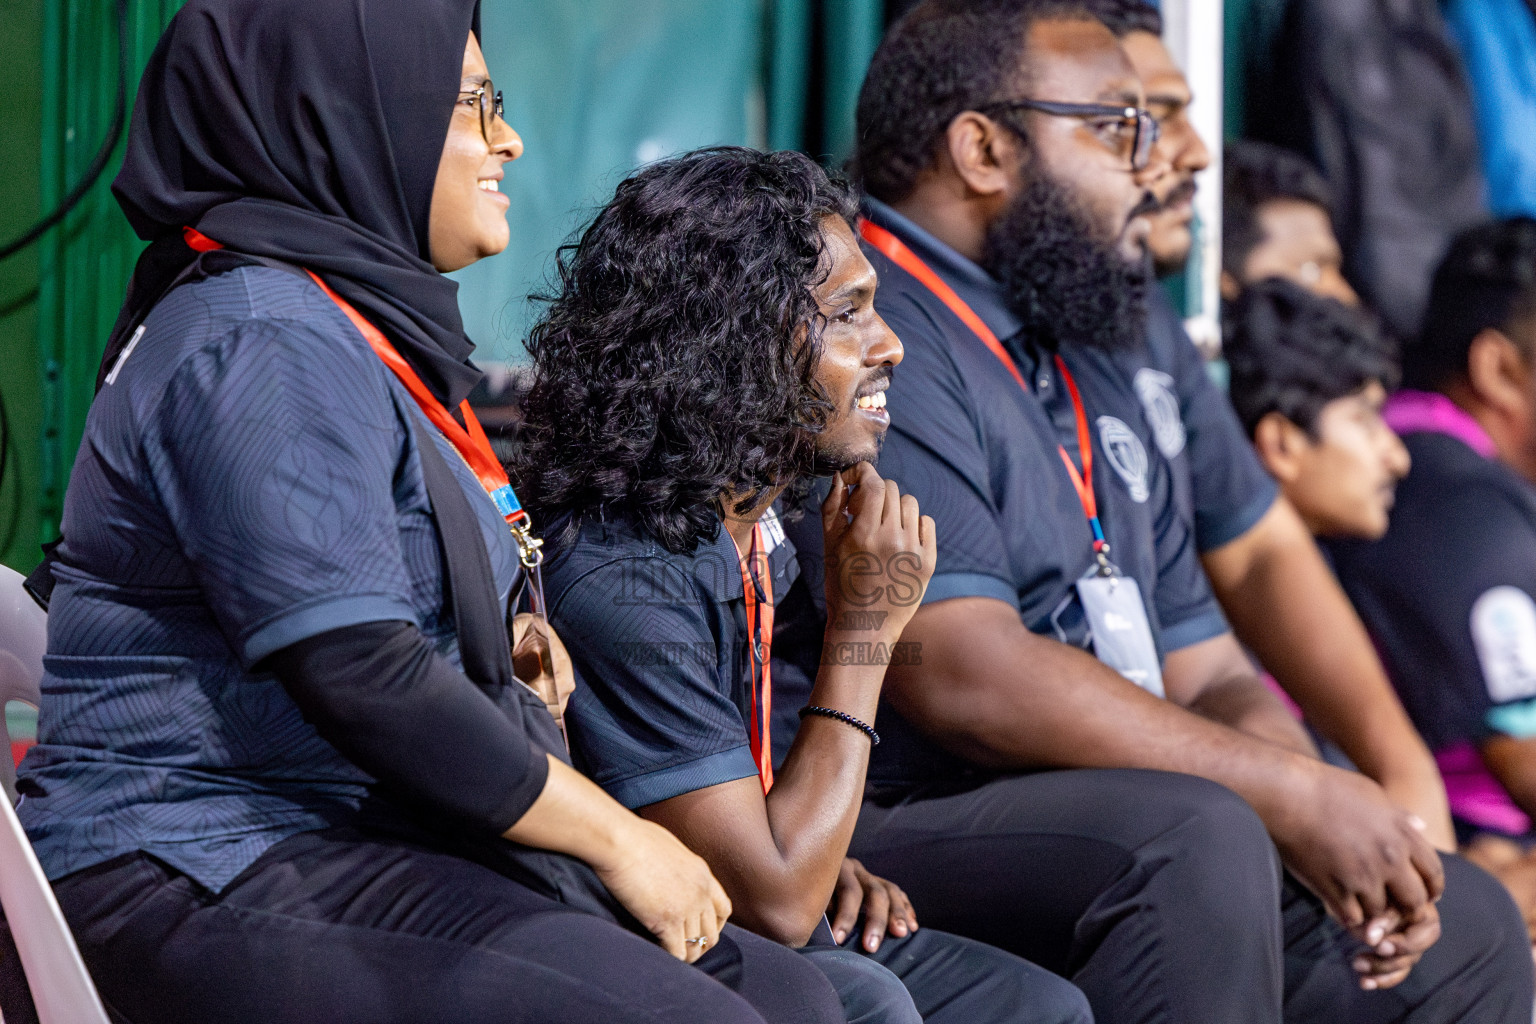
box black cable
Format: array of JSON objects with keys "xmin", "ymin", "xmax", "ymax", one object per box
[
  {"xmin": 0, "ymin": 386, "xmax": 18, "ymax": 558},
  {"xmin": 0, "ymin": 0, "xmax": 129, "ymax": 262}
]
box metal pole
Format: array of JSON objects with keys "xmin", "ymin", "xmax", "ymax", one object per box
[{"xmin": 1158, "ymin": 0, "xmax": 1224, "ymax": 357}]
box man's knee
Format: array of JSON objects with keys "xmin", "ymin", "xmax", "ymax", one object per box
[
  {"xmin": 1043, "ymin": 985, "xmax": 1094, "ymax": 1024},
  {"xmin": 1005, "ymin": 971, "xmax": 1093, "ymax": 1024},
  {"xmin": 797, "ymin": 947, "xmax": 921, "ymax": 1024},
  {"xmin": 1132, "ymin": 773, "xmax": 1277, "ymax": 878},
  {"xmin": 875, "ymin": 926, "xmax": 1092, "ymax": 1024},
  {"xmin": 1435, "ymin": 853, "xmax": 1534, "ymax": 1002},
  {"xmin": 1108, "ymin": 772, "xmax": 1282, "ymax": 939}
]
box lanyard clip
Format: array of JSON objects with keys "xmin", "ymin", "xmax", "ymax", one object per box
[
  {"xmin": 1089, "ymin": 518, "xmax": 1114, "ymax": 576},
  {"xmin": 509, "ymin": 519, "xmax": 545, "ymax": 569},
  {"xmin": 1094, "ymin": 541, "xmax": 1115, "ymax": 577}
]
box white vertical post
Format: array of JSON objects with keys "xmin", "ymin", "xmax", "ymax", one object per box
[{"xmin": 1158, "ymin": 0, "xmax": 1224, "ymax": 357}]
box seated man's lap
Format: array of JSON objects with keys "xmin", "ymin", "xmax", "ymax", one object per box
[
  {"xmin": 853, "ymin": 769, "xmax": 1534, "ymax": 1024},
  {"xmin": 849, "ymin": 768, "xmax": 1281, "ymax": 975},
  {"xmin": 49, "ymin": 826, "xmax": 839, "ymax": 1024},
  {"xmin": 827, "ymin": 924, "xmax": 1093, "ymax": 1024}
]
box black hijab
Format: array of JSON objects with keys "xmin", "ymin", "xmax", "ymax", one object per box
[{"xmin": 106, "ymin": 0, "xmax": 485, "ymax": 407}]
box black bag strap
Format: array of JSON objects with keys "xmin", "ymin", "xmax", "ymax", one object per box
[
  {"xmin": 407, "ymin": 412, "xmax": 567, "ymax": 761},
  {"xmin": 408, "ymin": 411, "xmax": 518, "ymax": 692},
  {"xmin": 22, "ymin": 541, "xmax": 58, "ymax": 611}
]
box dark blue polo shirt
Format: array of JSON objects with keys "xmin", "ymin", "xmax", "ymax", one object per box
[
  {"xmin": 1330, "ymin": 429, "xmax": 1536, "ymax": 753},
  {"xmin": 841, "ymin": 199, "xmax": 1227, "ymax": 788},
  {"xmin": 1119, "ymin": 290, "xmax": 1279, "ymax": 552},
  {"xmin": 17, "ymin": 264, "xmax": 522, "ymax": 891},
  {"xmin": 545, "ymin": 511, "xmax": 800, "ymax": 809}
]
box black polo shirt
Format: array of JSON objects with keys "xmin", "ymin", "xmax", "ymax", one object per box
[
  {"xmin": 809, "ymin": 199, "xmax": 1227, "ymax": 789},
  {"xmin": 1329, "ymin": 427, "xmax": 1536, "ymax": 755},
  {"xmin": 544, "ymin": 510, "xmax": 800, "ymax": 809},
  {"xmin": 1118, "ymin": 290, "xmax": 1279, "ymax": 552}
]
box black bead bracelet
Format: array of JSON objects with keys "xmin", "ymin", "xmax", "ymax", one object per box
[{"xmin": 798, "ymin": 705, "xmax": 880, "ymax": 746}]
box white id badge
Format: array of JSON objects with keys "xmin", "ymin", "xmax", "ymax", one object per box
[{"xmin": 1076, "ymin": 572, "xmax": 1165, "ymax": 698}]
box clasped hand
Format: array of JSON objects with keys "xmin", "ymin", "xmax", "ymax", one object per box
[{"xmin": 1277, "ymin": 764, "xmax": 1445, "ymax": 990}]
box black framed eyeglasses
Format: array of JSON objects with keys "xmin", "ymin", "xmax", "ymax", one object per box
[
  {"xmin": 984, "ymin": 99, "xmax": 1161, "ymax": 172},
  {"xmin": 460, "ymin": 81, "xmax": 505, "ymax": 144}
]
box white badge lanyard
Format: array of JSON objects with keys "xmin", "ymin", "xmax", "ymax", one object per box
[{"xmin": 1049, "ymin": 358, "xmax": 1166, "ymax": 698}]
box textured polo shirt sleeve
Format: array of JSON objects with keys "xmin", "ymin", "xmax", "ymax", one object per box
[
  {"xmin": 877, "ymin": 295, "xmax": 1019, "ymax": 609},
  {"xmin": 1412, "ymin": 482, "xmax": 1536, "ymax": 744},
  {"xmin": 1147, "ymin": 435, "xmax": 1231, "ymax": 654},
  {"xmin": 1162, "ymin": 303, "xmax": 1278, "ymax": 552},
  {"xmin": 140, "ymin": 314, "xmax": 419, "ymax": 668},
  {"xmin": 555, "ymin": 558, "xmax": 760, "ymax": 809}
]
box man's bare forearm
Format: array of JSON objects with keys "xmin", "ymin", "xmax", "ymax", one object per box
[
  {"xmin": 639, "ymin": 648, "xmax": 886, "ymax": 946},
  {"xmin": 1165, "ymin": 632, "xmax": 1318, "ymax": 758},
  {"xmin": 1481, "ymin": 734, "xmax": 1536, "ymax": 825},
  {"xmin": 642, "ymin": 466, "xmax": 939, "ymax": 946},
  {"xmin": 886, "ymin": 596, "xmax": 1446, "ymax": 928},
  {"xmin": 883, "ymin": 597, "xmax": 1323, "ymax": 825},
  {"xmin": 1202, "ymin": 499, "xmax": 1452, "ymax": 846}
]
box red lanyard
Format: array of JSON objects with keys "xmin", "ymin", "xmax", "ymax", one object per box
[
  {"xmin": 738, "ymin": 522, "xmax": 775, "ymax": 793},
  {"xmin": 182, "ymin": 226, "xmax": 546, "ymax": 568},
  {"xmin": 858, "ymin": 218, "xmax": 1108, "ymax": 556}
]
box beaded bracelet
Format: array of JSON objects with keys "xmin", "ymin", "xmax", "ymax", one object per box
[{"xmin": 798, "ymin": 705, "xmax": 880, "ymax": 746}]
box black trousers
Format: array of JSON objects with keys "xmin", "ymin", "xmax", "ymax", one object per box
[
  {"xmin": 802, "ymin": 923, "xmax": 1092, "ymax": 1024},
  {"xmin": 47, "ymin": 826, "xmax": 846, "ymax": 1024},
  {"xmin": 851, "ymin": 768, "xmax": 1535, "ymax": 1024}
]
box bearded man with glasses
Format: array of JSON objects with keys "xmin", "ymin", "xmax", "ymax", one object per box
[{"xmin": 765, "ymin": 1, "xmax": 1535, "ymax": 1021}]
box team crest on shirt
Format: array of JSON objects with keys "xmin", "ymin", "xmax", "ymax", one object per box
[
  {"xmin": 1133, "ymin": 368, "xmax": 1186, "ymax": 459},
  {"xmin": 1471, "ymin": 587, "xmax": 1536, "ymax": 703},
  {"xmin": 1096, "ymin": 416, "xmax": 1149, "ymax": 503}
]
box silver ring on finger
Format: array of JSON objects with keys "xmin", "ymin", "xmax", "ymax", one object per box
[{"xmin": 686, "ymin": 936, "xmax": 710, "ymax": 950}]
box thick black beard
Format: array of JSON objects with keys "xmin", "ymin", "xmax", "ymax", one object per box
[{"xmin": 982, "ymin": 173, "xmax": 1151, "ymax": 351}]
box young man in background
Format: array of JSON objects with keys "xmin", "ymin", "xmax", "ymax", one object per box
[
  {"xmin": 1224, "ymin": 278, "xmax": 1409, "ymax": 542},
  {"xmin": 1331, "ymin": 218, "xmax": 1536, "ymax": 942},
  {"xmin": 1222, "ymin": 140, "xmax": 1359, "ymax": 306}
]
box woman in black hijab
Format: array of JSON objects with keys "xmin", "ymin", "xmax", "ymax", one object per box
[{"xmin": 14, "ymin": 2, "xmax": 844, "ymax": 1022}]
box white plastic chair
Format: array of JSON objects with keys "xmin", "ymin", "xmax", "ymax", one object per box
[
  {"xmin": 0, "ymin": 565, "xmax": 45, "ymax": 803},
  {"xmin": 0, "ymin": 564, "xmax": 111, "ymax": 1024}
]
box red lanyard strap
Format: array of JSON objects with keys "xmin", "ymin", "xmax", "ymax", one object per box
[
  {"xmin": 1051, "ymin": 355, "xmax": 1107, "ymax": 553},
  {"xmin": 857, "ymin": 217, "xmax": 1108, "ymax": 555},
  {"xmin": 739, "ymin": 523, "xmax": 775, "ymax": 794},
  {"xmin": 859, "ymin": 219, "xmax": 1028, "ymax": 392},
  {"xmin": 304, "ymin": 270, "xmax": 546, "ymax": 568}
]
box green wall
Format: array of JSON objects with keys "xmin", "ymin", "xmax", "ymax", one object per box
[
  {"xmin": 35, "ymin": 0, "xmax": 185, "ymax": 563},
  {"xmin": 452, "ymin": 0, "xmax": 769, "ymax": 361},
  {"xmin": 0, "ymin": 0, "xmax": 43, "ymax": 574},
  {"xmin": 0, "ymin": 0, "xmax": 184, "ymax": 574},
  {"xmin": 453, "ymin": 0, "xmax": 882, "ymax": 363}
]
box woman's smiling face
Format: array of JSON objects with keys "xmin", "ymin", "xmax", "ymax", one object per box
[{"xmin": 428, "ymin": 33, "xmax": 523, "ymax": 272}]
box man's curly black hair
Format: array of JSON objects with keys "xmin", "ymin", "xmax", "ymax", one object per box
[
  {"xmin": 513, "ymin": 147, "xmax": 859, "ymax": 555},
  {"xmin": 1407, "ymin": 217, "xmax": 1536, "ymax": 391},
  {"xmin": 1225, "ymin": 277, "xmax": 1398, "ymax": 438}
]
